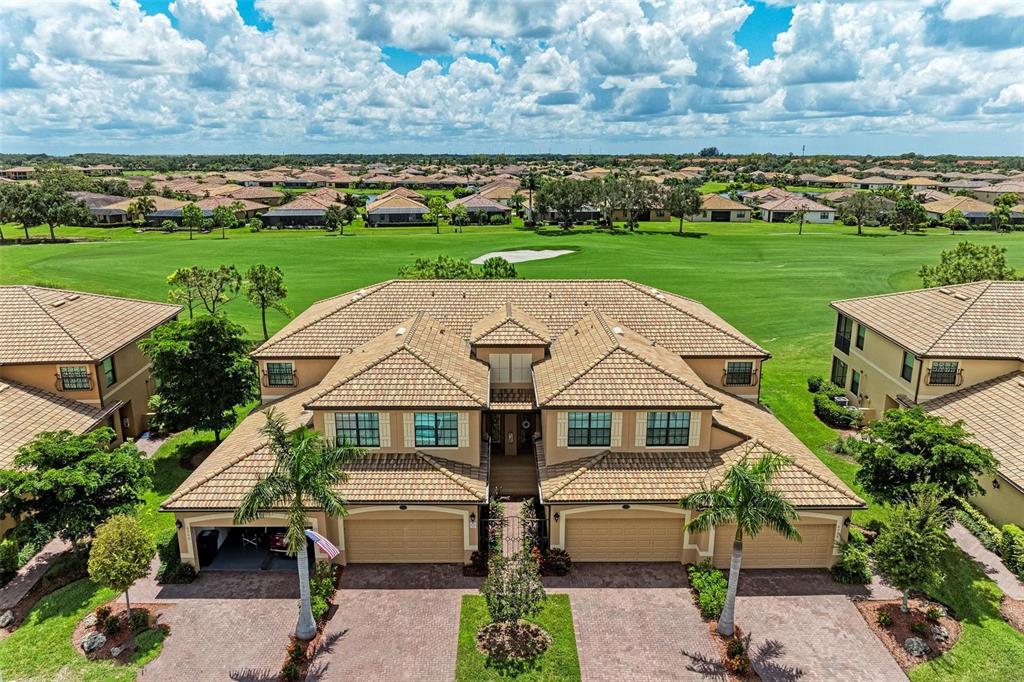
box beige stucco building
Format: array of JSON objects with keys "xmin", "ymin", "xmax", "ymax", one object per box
[
  {"xmin": 164, "ymin": 280, "xmax": 862, "ymax": 571},
  {"xmin": 829, "ymin": 281, "xmax": 1024, "ymax": 526}
]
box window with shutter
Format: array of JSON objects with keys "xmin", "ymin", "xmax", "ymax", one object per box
[
  {"xmin": 489, "ymin": 354, "xmax": 510, "ymax": 383},
  {"xmin": 511, "ymin": 354, "xmax": 533, "ymax": 383},
  {"xmin": 378, "ymin": 413, "xmax": 391, "ymax": 447}
]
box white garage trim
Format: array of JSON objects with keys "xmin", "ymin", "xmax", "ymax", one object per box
[
  {"xmin": 554, "ymin": 505, "xmax": 710, "ymax": 556},
  {"xmin": 338, "ymin": 505, "xmax": 478, "ymax": 553},
  {"xmin": 181, "ymin": 512, "xmax": 326, "ymax": 560}
]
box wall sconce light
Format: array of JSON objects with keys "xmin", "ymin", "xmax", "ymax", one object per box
[
  {"xmin": 843, "ymin": 517, "xmax": 851, "ymax": 526},
  {"xmin": 175, "ymin": 520, "xmax": 183, "ymax": 529},
  {"xmin": 553, "ymin": 512, "xmax": 560, "ymax": 522},
  {"xmin": 621, "ymin": 504, "xmax": 631, "ymax": 510},
  {"xmin": 992, "ymin": 479, "xmax": 1001, "ymax": 490},
  {"xmin": 399, "ymin": 504, "xmax": 408, "ymax": 510},
  {"xmin": 469, "ymin": 512, "xmax": 477, "ymax": 529}
]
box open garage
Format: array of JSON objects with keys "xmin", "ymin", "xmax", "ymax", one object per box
[{"xmin": 192, "ymin": 525, "xmax": 315, "ymax": 571}]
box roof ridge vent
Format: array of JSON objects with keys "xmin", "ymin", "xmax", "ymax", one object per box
[
  {"xmin": 51, "ymin": 300, "xmax": 65, "ymax": 307},
  {"xmin": 395, "ymin": 326, "xmax": 407, "ymax": 336},
  {"xmin": 939, "ymin": 288, "xmax": 953, "ymax": 294},
  {"xmin": 66, "ymin": 294, "xmax": 80, "ymax": 301},
  {"xmin": 611, "ymin": 326, "xmax": 624, "ymax": 335},
  {"xmin": 952, "ymin": 293, "xmax": 970, "ymax": 301}
]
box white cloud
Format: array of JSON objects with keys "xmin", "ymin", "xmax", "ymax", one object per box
[{"xmin": 0, "ymin": 0, "xmax": 1021, "ymax": 153}]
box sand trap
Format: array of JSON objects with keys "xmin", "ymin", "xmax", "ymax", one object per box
[{"xmin": 471, "ymin": 249, "xmax": 574, "ymax": 264}]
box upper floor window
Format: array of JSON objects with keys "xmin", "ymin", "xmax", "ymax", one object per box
[
  {"xmin": 900, "ymin": 351, "xmax": 914, "ymax": 382},
  {"xmin": 855, "ymin": 324, "xmax": 866, "ymax": 351},
  {"xmin": 834, "ymin": 315, "xmax": 853, "ymax": 354},
  {"xmin": 724, "ymin": 361, "xmax": 754, "ymax": 386},
  {"xmin": 927, "ymin": 361, "xmax": 960, "ymax": 386},
  {"xmin": 102, "ymin": 356, "xmax": 117, "ymax": 387},
  {"xmin": 415, "ymin": 412, "xmax": 458, "ymax": 447},
  {"xmin": 59, "ymin": 366, "xmax": 91, "ymax": 391},
  {"xmin": 830, "ymin": 356, "xmax": 848, "ymax": 388},
  {"xmin": 646, "ymin": 412, "xmax": 690, "ymax": 447},
  {"xmin": 266, "ymin": 362, "xmax": 295, "ymax": 387},
  {"xmin": 335, "ymin": 412, "xmax": 380, "ymax": 447},
  {"xmin": 489, "ymin": 353, "xmax": 533, "ymax": 383},
  {"xmin": 567, "ymin": 412, "xmax": 611, "ymax": 447}
]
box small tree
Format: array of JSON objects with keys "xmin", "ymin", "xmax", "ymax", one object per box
[
  {"xmin": 244, "ymin": 264, "xmax": 291, "ymax": 340},
  {"xmin": 167, "ymin": 265, "xmax": 204, "ymax": 319},
  {"xmin": 664, "ymin": 183, "xmax": 702, "ymax": 234},
  {"xmin": 893, "ymin": 187, "xmax": 925, "ymax": 234},
  {"xmin": 160, "ymin": 219, "xmax": 177, "ymax": 233},
  {"xmin": 211, "ymin": 203, "xmax": 239, "ymax": 239},
  {"xmin": 480, "ymin": 257, "xmax": 517, "ymax": 279},
  {"xmin": 873, "ymin": 489, "xmax": 950, "ymax": 612},
  {"xmin": 128, "ymin": 196, "xmax": 156, "ymax": 227},
  {"xmin": 481, "ymin": 553, "xmax": 546, "ymax": 625},
  {"xmin": 843, "ymin": 192, "xmax": 880, "ymax": 235},
  {"xmin": 941, "ymin": 208, "xmax": 968, "ymax": 232},
  {"xmin": 919, "ymin": 242, "xmax": 1019, "ymax": 287},
  {"xmin": 852, "ymin": 407, "xmax": 997, "ymax": 505},
  {"xmin": 181, "ymin": 202, "xmax": 203, "ymax": 241},
  {"xmin": 427, "ymin": 196, "xmax": 448, "ymax": 234},
  {"xmin": 398, "ymin": 255, "xmax": 480, "ymax": 279},
  {"xmin": 323, "ymin": 204, "xmax": 345, "ymax": 233},
  {"xmin": 988, "ymin": 204, "xmax": 1011, "ymax": 232},
  {"xmin": 195, "ymin": 264, "xmax": 242, "ymax": 315},
  {"xmin": 0, "ymin": 429, "xmax": 153, "ymax": 547},
  {"xmin": 140, "ymin": 316, "xmax": 257, "ymax": 443},
  {"xmin": 682, "ymin": 453, "xmax": 800, "ymax": 637},
  {"xmin": 787, "ymin": 208, "xmax": 807, "ymax": 235},
  {"xmin": 449, "ymin": 203, "xmax": 470, "ymax": 226},
  {"xmin": 88, "ymin": 515, "xmax": 155, "ymax": 615}
]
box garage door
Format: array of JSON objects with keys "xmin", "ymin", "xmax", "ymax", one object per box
[
  {"xmin": 565, "ymin": 516, "xmax": 683, "ymax": 562},
  {"xmin": 344, "ymin": 517, "xmax": 464, "ymax": 563},
  {"xmin": 713, "ymin": 522, "xmax": 837, "ymax": 569},
  {"xmin": 710, "ymin": 210, "xmax": 731, "ymax": 222}
]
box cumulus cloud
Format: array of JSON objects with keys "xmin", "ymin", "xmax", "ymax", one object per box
[{"xmin": 0, "ymin": 0, "xmax": 1020, "ymax": 153}]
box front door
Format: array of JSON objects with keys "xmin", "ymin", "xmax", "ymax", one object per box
[
  {"xmin": 488, "ymin": 412, "xmax": 505, "ymax": 456},
  {"xmin": 518, "ymin": 413, "xmax": 537, "ymax": 455}
]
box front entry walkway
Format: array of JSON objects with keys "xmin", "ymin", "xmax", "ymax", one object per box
[{"xmin": 308, "ymin": 564, "xmax": 480, "ymax": 682}]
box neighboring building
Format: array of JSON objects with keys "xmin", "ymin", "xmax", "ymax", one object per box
[
  {"xmin": 690, "ymin": 194, "xmax": 751, "ymax": 222},
  {"xmin": 163, "ymin": 280, "xmax": 862, "ymax": 571},
  {"xmin": 758, "ymin": 197, "xmax": 835, "ymax": 223},
  {"xmin": 374, "ymin": 187, "xmax": 426, "ymax": 203},
  {"xmin": 828, "ymin": 281, "xmax": 1024, "ymax": 526},
  {"xmin": 0, "ymin": 167, "xmax": 35, "ymax": 181},
  {"xmin": 262, "ymin": 187, "xmax": 349, "ymax": 227},
  {"xmin": 921, "ymin": 196, "xmax": 1001, "ymax": 225},
  {"xmin": 609, "ymin": 206, "xmax": 673, "ymax": 222},
  {"xmin": 224, "ymin": 185, "xmax": 285, "ymax": 206},
  {"xmin": 365, "ymin": 194, "xmax": 430, "ymax": 226},
  {"xmin": 68, "ymin": 191, "xmax": 127, "ymax": 224},
  {"xmin": 94, "ymin": 195, "xmax": 188, "ymax": 225},
  {"xmin": 477, "ymin": 180, "xmax": 522, "ymax": 205},
  {"xmin": 447, "ymin": 194, "xmax": 512, "ymax": 221},
  {"xmin": 852, "ymin": 176, "xmax": 895, "ymax": 190},
  {"xmin": 148, "ymin": 197, "xmax": 268, "ymax": 224},
  {"xmin": 741, "ymin": 186, "xmax": 797, "ymax": 206},
  {"xmin": 973, "ymin": 181, "xmax": 1024, "ymax": 203}
]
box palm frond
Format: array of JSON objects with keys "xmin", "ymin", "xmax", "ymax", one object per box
[{"xmin": 234, "ymin": 473, "xmax": 290, "ymax": 525}]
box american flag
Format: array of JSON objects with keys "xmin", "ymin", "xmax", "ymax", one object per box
[{"xmin": 304, "ymin": 529, "xmax": 340, "ymax": 559}]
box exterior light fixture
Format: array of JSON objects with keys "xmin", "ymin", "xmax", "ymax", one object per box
[
  {"xmin": 175, "ymin": 520, "xmax": 183, "ymax": 529},
  {"xmin": 399, "ymin": 504, "xmax": 408, "ymax": 510},
  {"xmin": 621, "ymin": 504, "xmax": 631, "ymax": 510},
  {"xmin": 843, "ymin": 517, "xmax": 851, "ymax": 526},
  {"xmin": 992, "ymin": 479, "xmax": 1001, "ymax": 489},
  {"xmin": 553, "ymin": 512, "xmax": 560, "ymax": 522},
  {"xmin": 469, "ymin": 512, "xmax": 477, "ymax": 529}
]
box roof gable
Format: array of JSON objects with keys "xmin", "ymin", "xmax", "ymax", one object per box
[{"xmin": 470, "ymin": 303, "xmax": 550, "ymax": 346}]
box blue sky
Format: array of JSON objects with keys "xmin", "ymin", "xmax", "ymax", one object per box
[{"xmin": 1, "ymin": 0, "xmax": 1021, "ymax": 156}]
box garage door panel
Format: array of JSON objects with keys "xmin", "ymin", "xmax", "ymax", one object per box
[
  {"xmin": 566, "ymin": 517, "xmax": 683, "ymax": 562},
  {"xmin": 345, "ymin": 517, "xmax": 463, "ymax": 563},
  {"xmin": 713, "ymin": 522, "xmax": 836, "ymax": 569}
]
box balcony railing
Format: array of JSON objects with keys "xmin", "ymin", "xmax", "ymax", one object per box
[
  {"xmin": 926, "ymin": 368, "xmax": 962, "ymax": 386},
  {"xmin": 262, "ymin": 369, "xmax": 297, "ymax": 387},
  {"xmin": 55, "ymin": 373, "xmax": 93, "ymax": 392},
  {"xmin": 723, "ymin": 369, "xmax": 758, "ymax": 386},
  {"xmin": 834, "ymin": 333, "xmax": 851, "ymax": 354}
]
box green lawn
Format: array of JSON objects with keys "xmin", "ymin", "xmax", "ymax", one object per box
[
  {"xmin": 456, "ymin": 595, "xmax": 581, "ymax": 682},
  {"xmin": 2, "ymin": 220, "xmax": 1023, "ymax": 678}
]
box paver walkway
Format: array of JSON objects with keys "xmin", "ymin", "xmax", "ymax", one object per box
[
  {"xmin": 736, "ymin": 570, "xmax": 906, "ymax": 682},
  {"xmin": 135, "ymin": 562, "xmax": 297, "ymax": 681},
  {"xmin": 308, "ymin": 564, "xmax": 479, "ymax": 682},
  {"xmin": 0, "ymin": 538, "xmax": 71, "ymax": 613},
  {"xmin": 948, "ymin": 521, "xmax": 1024, "ymax": 599},
  {"xmin": 545, "ymin": 563, "xmax": 719, "ymax": 681}
]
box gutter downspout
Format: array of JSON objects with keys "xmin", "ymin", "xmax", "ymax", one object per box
[{"xmin": 913, "ymin": 355, "xmax": 924, "ymax": 403}]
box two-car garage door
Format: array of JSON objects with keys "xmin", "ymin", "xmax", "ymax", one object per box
[
  {"xmin": 565, "ymin": 517, "xmax": 683, "ymax": 562},
  {"xmin": 344, "ymin": 516, "xmax": 464, "ymax": 563},
  {"xmin": 712, "ymin": 521, "xmax": 837, "ymax": 569}
]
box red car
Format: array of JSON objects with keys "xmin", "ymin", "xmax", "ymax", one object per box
[{"xmin": 268, "ymin": 531, "xmax": 288, "ymax": 553}]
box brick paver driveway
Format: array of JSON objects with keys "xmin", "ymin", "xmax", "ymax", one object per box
[
  {"xmin": 308, "ymin": 564, "xmax": 480, "ymax": 682},
  {"xmin": 545, "ymin": 563, "xmax": 720, "ymax": 682},
  {"xmin": 135, "ymin": 568, "xmax": 298, "ymax": 681},
  {"xmin": 736, "ymin": 570, "xmax": 906, "ymax": 682}
]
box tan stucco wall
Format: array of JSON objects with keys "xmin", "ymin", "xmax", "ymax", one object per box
[
  {"xmin": 685, "ymin": 357, "xmax": 762, "ymax": 400},
  {"xmin": 691, "ymin": 209, "xmax": 751, "ymax": 222},
  {"xmin": 916, "ymin": 358, "xmax": 1022, "ymax": 402},
  {"xmin": 971, "ymin": 475, "xmax": 1024, "ymax": 528},
  {"xmin": 0, "ymin": 362, "xmax": 101, "ymax": 404},
  {"xmin": 541, "ymin": 408, "xmax": 715, "ymax": 465},
  {"xmin": 98, "ymin": 340, "xmax": 156, "ymax": 437},
  {"xmin": 315, "ymin": 409, "xmax": 482, "ymax": 466},
  {"xmin": 258, "ymin": 358, "xmax": 337, "ymax": 401}
]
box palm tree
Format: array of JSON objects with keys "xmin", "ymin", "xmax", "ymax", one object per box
[
  {"xmin": 234, "ymin": 409, "xmax": 361, "ymax": 640},
  {"xmin": 681, "ymin": 453, "xmax": 801, "ymax": 637}
]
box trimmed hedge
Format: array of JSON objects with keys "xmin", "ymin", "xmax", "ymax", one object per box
[
  {"xmin": 688, "ymin": 559, "xmax": 727, "ymax": 619},
  {"xmin": 831, "ymin": 527, "xmax": 872, "ymax": 584},
  {"xmin": 1001, "ymin": 524, "xmax": 1024, "ymax": 580},
  {"xmin": 953, "ymin": 497, "xmax": 1003, "ymax": 554},
  {"xmin": 808, "ymin": 378, "xmax": 861, "ymax": 429}
]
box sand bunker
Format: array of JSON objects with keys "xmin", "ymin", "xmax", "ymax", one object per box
[{"xmin": 471, "ymin": 249, "xmax": 574, "ymax": 264}]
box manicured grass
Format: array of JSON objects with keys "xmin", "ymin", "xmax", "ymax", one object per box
[{"xmin": 456, "ymin": 595, "xmax": 581, "ymax": 682}]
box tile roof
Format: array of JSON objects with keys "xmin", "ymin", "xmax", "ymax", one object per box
[
  {"xmin": 252, "ymin": 280, "xmax": 768, "ymax": 360},
  {"xmin": 921, "ymin": 372, "xmax": 1024, "ymax": 493},
  {"xmin": 224, "ymin": 186, "xmax": 285, "ymax": 201},
  {"xmin": 447, "ymin": 194, "xmax": 511, "ymax": 212},
  {"xmin": 304, "ymin": 314, "xmax": 489, "ymax": 409},
  {"xmin": 831, "ymin": 281, "xmax": 1024, "ymax": 359},
  {"xmin": 0, "ymin": 380, "xmax": 117, "ymax": 469},
  {"xmin": 161, "ymin": 387, "xmax": 486, "ymax": 510},
  {"xmin": 0, "ymin": 286, "xmax": 182, "ymax": 364},
  {"xmin": 469, "ymin": 303, "xmax": 551, "ymax": 346},
  {"xmin": 490, "ymin": 388, "xmax": 536, "ymax": 411},
  {"xmin": 265, "ymin": 187, "xmax": 348, "ymax": 213},
  {"xmin": 533, "ymin": 312, "xmax": 721, "ymax": 409},
  {"xmin": 700, "ymin": 194, "xmax": 750, "ymax": 211},
  {"xmin": 538, "ymin": 385, "xmax": 862, "ymax": 507},
  {"xmin": 922, "ymin": 196, "xmax": 997, "ymax": 216},
  {"xmin": 759, "ymin": 197, "xmax": 834, "ymax": 213},
  {"xmin": 365, "ymin": 194, "xmax": 430, "ymax": 213}
]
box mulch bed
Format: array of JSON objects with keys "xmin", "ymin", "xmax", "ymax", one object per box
[
  {"xmin": 707, "ymin": 623, "xmax": 760, "ymax": 681},
  {"xmin": 475, "ymin": 621, "xmax": 552, "ymax": 661},
  {"xmin": 854, "ymin": 597, "xmax": 961, "ymax": 670},
  {"xmin": 1001, "ymin": 597, "xmax": 1024, "ymax": 633},
  {"xmin": 72, "ymin": 602, "xmax": 169, "ymax": 663}
]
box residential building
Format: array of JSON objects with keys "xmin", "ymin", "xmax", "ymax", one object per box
[
  {"xmin": 828, "ymin": 282, "xmax": 1024, "ymax": 525},
  {"xmin": 690, "ymin": 194, "xmax": 751, "ymax": 222},
  {"xmin": 758, "ymin": 197, "xmax": 835, "ymax": 223},
  {"xmin": 447, "ymin": 194, "xmax": 512, "ymax": 221},
  {"xmin": 262, "ymin": 187, "xmax": 349, "ymax": 227},
  {"xmin": 921, "ymin": 196, "xmax": 1002, "ymax": 226},
  {"xmin": 365, "ymin": 194, "xmax": 430, "ymax": 226},
  {"xmin": 163, "ymin": 280, "xmax": 861, "ymax": 571},
  {"xmin": 973, "ymin": 181, "xmax": 1024, "ymax": 203},
  {"xmin": 0, "ymin": 167, "xmax": 35, "ymax": 181}
]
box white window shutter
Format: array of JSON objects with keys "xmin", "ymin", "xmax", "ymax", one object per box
[
  {"xmin": 635, "ymin": 412, "xmax": 647, "ymax": 447},
  {"xmin": 403, "ymin": 413, "xmax": 415, "ymax": 448},
  {"xmin": 378, "ymin": 412, "xmax": 390, "ymax": 448},
  {"xmin": 458, "ymin": 412, "xmax": 469, "ymax": 447},
  {"xmin": 556, "ymin": 412, "xmax": 568, "ymax": 447},
  {"xmin": 688, "ymin": 411, "xmax": 701, "ymax": 447},
  {"xmin": 610, "ymin": 412, "xmax": 622, "ymax": 447}
]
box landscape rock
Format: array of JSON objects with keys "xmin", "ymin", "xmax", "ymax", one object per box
[
  {"xmin": 0, "ymin": 610, "xmax": 14, "ymax": 628},
  {"xmin": 903, "ymin": 637, "xmax": 930, "ymax": 657},
  {"xmin": 81, "ymin": 631, "xmax": 106, "ymax": 653},
  {"xmin": 931, "ymin": 624, "xmax": 950, "ymax": 642},
  {"xmin": 82, "ymin": 613, "xmax": 97, "ymax": 628},
  {"xmin": 111, "ymin": 645, "xmax": 125, "ymax": 657}
]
